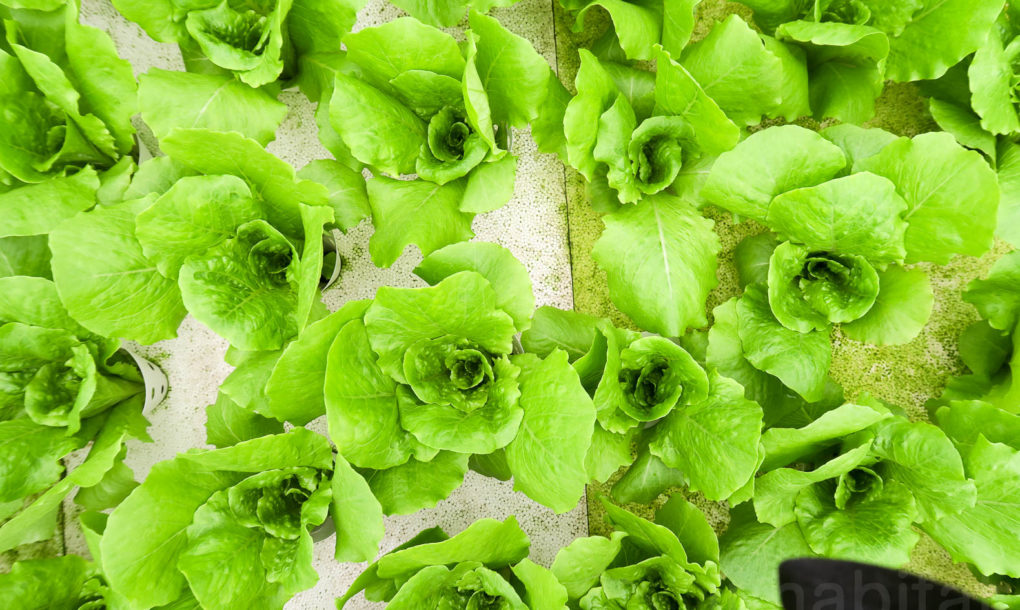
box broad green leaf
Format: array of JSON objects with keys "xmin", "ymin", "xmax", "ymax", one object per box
[
  {"xmin": 139, "ymin": 69, "xmax": 287, "ymax": 145},
  {"xmin": 512, "ymin": 559, "xmax": 569, "ymax": 610},
  {"xmin": 414, "ymin": 241, "xmax": 534, "ymax": 331},
  {"xmin": 135, "ymin": 174, "xmax": 262, "ymax": 279},
  {"xmin": 329, "ymin": 74, "xmax": 426, "ymax": 176},
  {"xmin": 551, "ymin": 532, "xmax": 627, "ymax": 600},
  {"xmin": 820, "ymin": 124, "xmax": 897, "ymax": 168},
  {"xmin": 761, "ymin": 402, "xmax": 888, "ymax": 470},
  {"xmin": 736, "ymin": 284, "xmax": 831, "ymax": 402},
  {"xmin": 928, "ymin": 99, "xmax": 998, "ymax": 160},
  {"xmin": 855, "ymin": 132, "xmax": 999, "ymax": 264},
  {"xmin": 765, "ymin": 172, "xmax": 908, "ymax": 262},
  {"xmin": 267, "ymin": 300, "xmax": 370, "ymax": 425},
  {"xmin": 719, "ymin": 504, "xmax": 817, "ymax": 605},
  {"xmin": 564, "ymin": 50, "xmax": 619, "ymax": 181},
  {"xmin": 331, "ymin": 454, "xmax": 384, "ymax": 563},
  {"xmin": 869, "ymin": 417, "xmax": 976, "ymax": 523},
  {"xmin": 205, "ymin": 393, "xmax": 284, "ymax": 448},
  {"xmin": 0, "ymin": 236, "xmax": 51, "ymax": 279},
  {"xmin": 343, "ymin": 18, "xmax": 464, "ymax": 86},
  {"xmin": 842, "ymin": 266, "xmax": 933, "ymax": 345},
  {"xmin": 297, "ymin": 159, "xmax": 370, "ymax": 232},
  {"xmin": 160, "ymin": 129, "xmax": 328, "ymax": 238},
  {"xmin": 754, "ymin": 442, "xmax": 873, "ymax": 526},
  {"xmin": 468, "ymin": 11, "xmax": 551, "ymax": 127},
  {"xmin": 611, "ymin": 445, "xmax": 686, "ymax": 504},
  {"xmin": 649, "ymin": 371, "xmax": 763, "ymax": 501},
  {"xmin": 179, "ymin": 428, "xmax": 334, "ymax": 473},
  {"xmin": 883, "ymin": 0, "xmax": 1002, "ymax": 82},
  {"xmin": 653, "ymin": 46, "xmax": 740, "ymax": 155},
  {"xmin": 0, "ymin": 168, "xmax": 98, "ymax": 237},
  {"xmin": 592, "ymin": 193, "xmax": 719, "ymax": 337},
  {"xmin": 776, "ymin": 20, "xmax": 887, "ymax": 123},
  {"xmin": 364, "ymin": 271, "xmax": 516, "ymax": 380},
  {"xmin": 366, "ymin": 177, "xmax": 473, "ymax": 268},
  {"xmin": 178, "ymin": 222, "xmax": 299, "ymax": 351},
  {"xmin": 101, "ymin": 458, "xmax": 237, "ymax": 607},
  {"xmin": 795, "ymin": 479, "xmax": 920, "ymax": 566},
  {"xmin": 364, "ymin": 451, "xmax": 469, "ymax": 516},
  {"xmin": 376, "ymin": 516, "xmax": 530, "ymax": 579},
  {"xmin": 461, "ymin": 154, "xmax": 517, "ymax": 213},
  {"xmin": 964, "ymin": 250, "xmax": 1020, "ymax": 332},
  {"xmin": 0, "ymin": 419, "xmax": 80, "ymax": 503},
  {"xmin": 924, "ymin": 437, "xmax": 1020, "ymax": 577},
  {"xmin": 178, "ymin": 493, "xmax": 290, "ymax": 609},
  {"xmin": 654, "ymin": 495, "xmax": 719, "ymax": 565},
  {"xmin": 50, "ymin": 197, "xmax": 186, "ymax": 344},
  {"xmin": 505, "ymin": 351, "xmax": 595, "ymax": 513},
  {"xmin": 324, "ymin": 319, "xmax": 417, "ymax": 469},
  {"xmin": 575, "ymin": 0, "xmax": 660, "ymax": 61},
  {"xmin": 681, "ymin": 15, "xmax": 783, "ymax": 126},
  {"xmin": 702, "ymin": 125, "xmax": 846, "ymax": 221}
]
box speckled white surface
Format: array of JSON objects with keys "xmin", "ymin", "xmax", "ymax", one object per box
[{"xmin": 65, "ymin": 0, "xmax": 582, "ymax": 607}]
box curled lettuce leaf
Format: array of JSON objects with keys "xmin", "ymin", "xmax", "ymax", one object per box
[{"xmin": 767, "ymin": 241, "xmax": 880, "ymax": 332}]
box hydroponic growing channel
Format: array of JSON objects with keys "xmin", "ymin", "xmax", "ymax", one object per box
[{"xmin": 0, "ymin": 0, "xmax": 1017, "ymax": 608}]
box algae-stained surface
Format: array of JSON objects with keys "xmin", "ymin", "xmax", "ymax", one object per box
[{"xmin": 552, "ymin": 0, "xmax": 1007, "ymax": 597}]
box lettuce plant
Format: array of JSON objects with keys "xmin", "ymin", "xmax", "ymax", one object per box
[
  {"xmin": 322, "ymin": 14, "xmax": 560, "ymax": 267},
  {"xmin": 721, "ymin": 400, "xmax": 976, "ymax": 605},
  {"xmin": 338, "ymin": 516, "xmax": 565, "ymax": 608},
  {"xmin": 741, "ymin": 0, "xmax": 1003, "ymax": 88},
  {"xmin": 0, "ymin": 275, "xmax": 149, "ymax": 553},
  {"xmin": 550, "ymin": 495, "xmax": 729, "ymax": 609},
  {"xmin": 558, "ymin": 14, "xmax": 811, "ymax": 338},
  {"xmin": 110, "ymin": 0, "xmax": 361, "ymax": 88},
  {"xmin": 49, "ymin": 129, "xmax": 352, "ymax": 350},
  {"xmin": 0, "ymin": 1, "xmax": 137, "ymax": 240},
  {"xmin": 702, "ymin": 124, "xmax": 998, "ymax": 401},
  {"xmin": 100, "ymin": 428, "xmax": 382, "ymax": 609},
  {"xmin": 260, "ymin": 242, "xmax": 596, "ymax": 514},
  {"xmin": 522, "ymin": 306, "xmax": 763, "ymax": 503}
]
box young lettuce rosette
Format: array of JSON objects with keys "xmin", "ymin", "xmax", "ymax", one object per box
[
  {"xmin": 321, "ymin": 14, "xmax": 562, "ymax": 267},
  {"xmin": 48, "ymin": 129, "xmax": 356, "ymax": 350},
  {"xmin": 565, "ymin": 15, "xmax": 807, "ymax": 209},
  {"xmin": 109, "ymin": 0, "xmax": 361, "ymax": 88},
  {"xmin": 259, "ymin": 242, "xmax": 596, "ymax": 515},
  {"xmin": 0, "ymin": 275, "xmax": 151, "ymax": 554},
  {"xmin": 702, "ymin": 124, "xmax": 998, "ymax": 402},
  {"xmin": 922, "ymin": 7, "xmax": 1020, "ymax": 248},
  {"xmin": 338, "ymin": 516, "xmax": 565, "ymax": 608},
  {"xmin": 0, "ymin": 1, "xmax": 137, "ymax": 244},
  {"xmin": 551, "ymin": 495, "xmax": 729, "ymax": 609},
  {"xmin": 741, "ymin": 0, "xmax": 1002, "ymax": 92},
  {"xmin": 721, "ymin": 400, "xmax": 976, "ymax": 606},
  {"xmin": 99, "ymin": 428, "xmax": 382, "ymax": 609},
  {"xmin": 521, "ymin": 306, "xmax": 764, "ymax": 505}
]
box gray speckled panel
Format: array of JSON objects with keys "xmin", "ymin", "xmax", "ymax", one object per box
[{"xmin": 61, "ymin": 1, "xmax": 582, "ymax": 608}]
